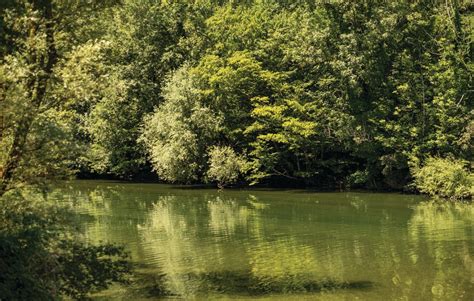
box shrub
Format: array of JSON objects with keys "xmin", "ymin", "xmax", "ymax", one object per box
[
  {"xmin": 206, "ymin": 146, "xmax": 246, "ymax": 188},
  {"xmin": 346, "ymin": 170, "xmax": 370, "ymax": 188},
  {"xmin": 411, "ymin": 157, "xmax": 473, "ymax": 200}
]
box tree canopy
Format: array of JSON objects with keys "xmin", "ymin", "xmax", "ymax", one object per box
[{"xmin": 1, "ymin": 0, "xmax": 473, "ymax": 192}]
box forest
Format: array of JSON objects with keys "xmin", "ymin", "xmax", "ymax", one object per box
[
  {"xmin": 1, "ymin": 0, "xmax": 473, "ymax": 193},
  {"xmin": 0, "ymin": 0, "xmax": 473, "ymax": 299}
]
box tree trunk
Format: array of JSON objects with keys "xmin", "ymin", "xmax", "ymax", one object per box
[{"xmin": 0, "ymin": 0, "xmax": 56, "ymax": 196}]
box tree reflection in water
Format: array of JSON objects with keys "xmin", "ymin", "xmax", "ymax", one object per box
[
  {"xmin": 49, "ymin": 182, "xmax": 473, "ymax": 300},
  {"xmin": 137, "ymin": 194, "xmax": 376, "ymax": 297}
]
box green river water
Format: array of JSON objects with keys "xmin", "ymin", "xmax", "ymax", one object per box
[{"xmin": 50, "ymin": 180, "xmax": 473, "ymax": 300}]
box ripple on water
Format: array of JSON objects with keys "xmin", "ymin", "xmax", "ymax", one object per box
[{"xmin": 55, "ymin": 181, "xmax": 473, "ymax": 300}]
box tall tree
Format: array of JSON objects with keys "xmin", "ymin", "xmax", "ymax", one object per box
[{"xmin": 1, "ymin": 0, "xmax": 58, "ymax": 195}]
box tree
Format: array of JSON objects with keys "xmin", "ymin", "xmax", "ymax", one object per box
[
  {"xmin": 138, "ymin": 0, "xmax": 472, "ymax": 190},
  {"xmin": 79, "ymin": 0, "xmax": 190, "ymax": 178},
  {"xmin": 140, "ymin": 65, "xmax": 223, "ymax": 183},
  {"xmin": 0, "ymin": 2, "xmax": 132, "ymax": 299},
  {"xmin": 0, "ymin": 0, "xmax": 61, "ymax": 195},
  {"xmin": 4, "ymin": 0, "xmax": 470, "ymax": 193}
]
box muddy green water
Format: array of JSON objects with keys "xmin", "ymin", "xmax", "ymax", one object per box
[{"xmin": 50, "ymin": 180, "xmax": 473, "ymax": 300}]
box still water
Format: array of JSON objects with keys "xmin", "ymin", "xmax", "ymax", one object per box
[{"xmin": 50, "ymin": 180, "xmax": 473, "ymax": 300}]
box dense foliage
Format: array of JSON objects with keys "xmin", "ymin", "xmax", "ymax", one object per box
[
  {"xmin": 412, "ymin": 157, "xmax": 473, "ymax": 200},
  {"xmin": 0, "ymin": 1, "xmax": 131, "ymax": 299},
  {"xmin": 206, "ymin": 145, "xmax": 247, "ymax": 187},
  {"xmin": 1, "ymin": 1, "xmax": 473, "ymax": 192},
  {"xmin": 140, "ymin": 0, "xmax": 473, "ymax": 190}
]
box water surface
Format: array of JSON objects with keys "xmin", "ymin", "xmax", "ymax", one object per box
[{"xmin": 50, "ymin": 180, "xmax": 474, "ymax": 300}]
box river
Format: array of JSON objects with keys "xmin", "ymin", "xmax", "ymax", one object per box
[{"xmin": 49, "ymin": 180, "xmax": 473, "ymax": 300}]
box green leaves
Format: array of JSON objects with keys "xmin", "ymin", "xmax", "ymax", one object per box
[
  {"xmin": 412, "ymin": 157, "xmax": 473, "ymax": 200},
  {"xmin": 206, "ymin": 145, "xmax": 246, "ymax": 187},
  {"xmin": 2, "ymin": 0, "xmax": 471, "ymax": 191},
  {"xmin": 140, "ymin": 65, "xmax": 223, "ymax": 183}
]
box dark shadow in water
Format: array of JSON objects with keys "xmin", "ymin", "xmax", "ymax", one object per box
[
  {"xmin": 194, "ymin": 271, "xmax": 373, "ymax": 295},
  {"xmin": 125, "ymin": 271, "xmax": 177, "ymax": 298},
  {"xmin": 169, "ymin": 184, "xmax": 217, "ymax": 190},
  {"xmin": 136, "ymin": 270, "xmax": 374, "ymax": 297}
]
